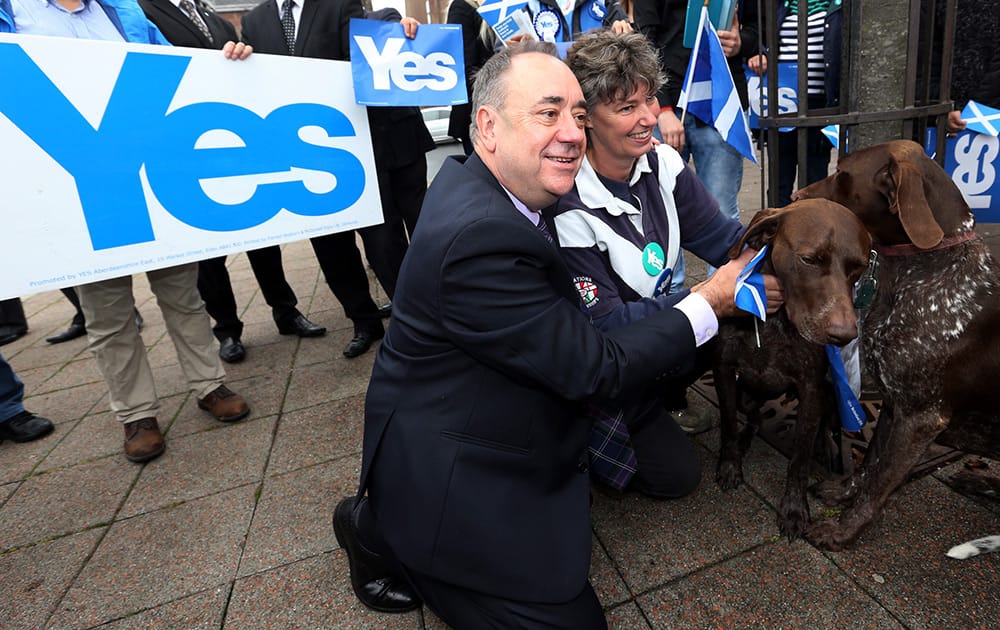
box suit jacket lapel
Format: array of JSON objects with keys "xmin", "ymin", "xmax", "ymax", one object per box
[{"xmin": 294, "ymin": 0, "xmax": 319, "ymax": 56}]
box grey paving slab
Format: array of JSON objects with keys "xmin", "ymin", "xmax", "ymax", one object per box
[
  {"xmin": 21, "ymin": 381, "xmax": 106, "ymax": 427},
  {"xmin": 292, "ymin": 330, "xmax": 356, "ymax": 368},
  {"xmin": 218, "ymin": 338, "xmax": 296, "ymax": 383},
  {"xmin": 590, "ymin": 536, "xmax": 632, "ymax": 608},
  {"xmin": 50, "ymin": 485, "xmax": 256, "ymax": 629},
  {"xmin": 119, "ymin": 416, "xmax": 275, "ymax": 518},
  {"xmin": 226, "ymin": 552, "xmax": 420, "ymax": 630},
  {"xmin": 636, "ymin": 542, "xmax": 903, "ymax": 629},
  {"xmin": 0, "ymin": 528, "xmax": 104, "ymax": 630},
  {"xmin": 171, "ymin": 371, "xmax": 287, "ymax": 437},
  {"xmin": 592, "ymin": 453, "xmax": 778, "ymax": 595},
  {"xmin": 13, "ymin": 362, "xmax": 64, "ymax": 395},
  {"xmin": 0, "ymin": 455, "xmax": 137, "ymax": 551},
  {"xmin": 283, "ymin": 356, "xmax": 377, "ymax": 414},
  {"xmin": 7, "ymin": 338, "xmax": 89, "ymax": 370},
  {"xmin": 239, "ymin": 458, "xmax": 355, "ymax": 577},
  {"xmin": 266, "ymin": 395, "xmax": 365, "ymax": 476},
  {"xmin": 606, "ymin": 602, "xmax": 651, "ymax": 629},
  {"xmin": 819, "ymin": 474, "xmax": 1000, "ymax": 629},
  {"xmin": 0, "ymin": 425, "xmax": 63, "ymax": 483},
  {"xmin": 96, "ymin": 586, "xmax": 228, "ymax": 630},
  {"xmin": 34, "ymin": 357, "xmax": 105, "ymax": 394}
]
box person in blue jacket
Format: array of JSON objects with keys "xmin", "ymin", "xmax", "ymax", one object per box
[{"xmin": 0, "ymin": 0, "xmax": 253, "ymax": 464}]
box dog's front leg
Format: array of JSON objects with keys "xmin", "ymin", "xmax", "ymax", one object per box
[
  {"xmin": 777, "ymin": 384, "xmax": 824, "ymax": 540},
  {"xmin": 813, "ymin": 399, "xmax": 894, "ymax": 507},
  {"xmin": 715, "ymin": 363, "xmax": 745, "ymax": 490},
  {"xmin": 808, "ymin": 407, "xmax": 947, "ymax": 550}
]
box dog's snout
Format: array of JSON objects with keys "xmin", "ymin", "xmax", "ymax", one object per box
[{"xmin": 825, "ymin": 319, "xmax": 859, "ymax": 347}]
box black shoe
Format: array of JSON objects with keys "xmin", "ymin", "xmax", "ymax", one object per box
[
  {"xmin": 0, "ymin": 411, "xmax": 55, "ymax": 443},
  {"xmin": 0, "ymin": 326, "xmax": 27, "ymax": 347},
  {"xmin": 377, "ymin": 303, "xmax": 392, "ymax": 319},
  {"xmin": 343, "ymin": 323, "xmax": 384, "ymax": 358},
  {"xmin": 218, "ymin": 337, "xmax": 246, "ymax": 363},
  {"xmin": 46, "ymin": 321, "xmax": 86, "ymax": 344},
  {"xmin": 277, "ymin": 314, "xmax": 326, "ymax": 338},
  {"xmin": 333, "ymin": 497, "xmax": 421, "ymax": 613},
  {"xmin": 134, "ymin": 308, "xmax": 143, "ymax": 331}
]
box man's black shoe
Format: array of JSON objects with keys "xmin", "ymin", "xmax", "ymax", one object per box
[
  {"xmin": 377, "ymin": 303, "xmax": 392, "ymax": 319},
  {"xmin": 343, "ymin": 323, "xmax": 384, "ymax": 358},
  {"xmin": 277, "ymin": 314, "xmax": 326, "ymax": 337},
  {"xmin": 333, "ymin": 497, "xmax": 421, "ymax": 613},
  {"xmin": 46, "ymin": 322, "xmax": 86, "ymax": 344},
  {"xmin": 0, "ymin": 326, "xmax": 27, "ymax": 347},
  {"xmin": 134, "ymin": 308, "xmax": 143, "ymax": 331},
  {"xmin": 218, "ymin": 337, "xmax": 246, "ymax": 363},
  {"xmin": 0, "ymin": 411, "xmax": 55, "ymax": 443}
]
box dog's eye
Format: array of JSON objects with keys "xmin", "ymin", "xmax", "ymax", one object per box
[{"xmin": 799, "ymin": 255, "xmax": 818, "ymax": 266}]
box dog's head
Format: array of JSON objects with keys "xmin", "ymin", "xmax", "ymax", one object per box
[
  {"xmin": 730, "ymin": 200, "xmax": 871, "ymax": 346},
  {"xmin": 794, "ymin": 140, "xmax": 972, "ymax": 249}
]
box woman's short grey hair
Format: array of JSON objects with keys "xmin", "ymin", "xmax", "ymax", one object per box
[
  {"xmin": 565, "ymin": 30, "xmax": 665, "ymax": 111},
  {"xmin": 469, "ymin": 41, "xmax": 560, "ymax": 146}
]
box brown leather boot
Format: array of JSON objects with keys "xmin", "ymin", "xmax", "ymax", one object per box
[
  {"xmin": 123, "ymin": 418, "xmax": 165, "ymax": 463},
  {"xmin": 197, "ymin": 384, "xmax": 250, "ymax": 423}
]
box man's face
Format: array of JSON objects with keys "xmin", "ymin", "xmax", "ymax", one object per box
[{"xmin": 476, "ymin": 54, "xmax": 587, "ymax": 210}]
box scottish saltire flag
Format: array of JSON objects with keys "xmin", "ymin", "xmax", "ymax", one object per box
[
  {"xmin": 825, "ymin": 345, "xmax": 866, "ymax": 431},
  {"xmin": 734, "ymin": 245, "xmax": 768, "ymax": 320},
  {"xmin": 961, "ymin": 100, "xmax": 1000, "ymax": 137},
  {"xmin": 821, "ymin": 125, "xmax": 839, "ymax": 149},
  {"xmin": 678, "ymin": 6, "xmax": 758, "ymax": 164},
  {"xmin": 476, "ymin": 0, "xmax": 529, "ymax": 28}
]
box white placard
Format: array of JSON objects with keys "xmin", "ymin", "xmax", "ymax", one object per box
[{"xmin": 0, "ymin": 33, "xmax": 381, "ymax": 299}]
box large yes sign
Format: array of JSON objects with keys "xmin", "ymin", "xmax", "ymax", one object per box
[{"xmin": 0, "ymin": 35, "xmax": 380, "ymax": 300}]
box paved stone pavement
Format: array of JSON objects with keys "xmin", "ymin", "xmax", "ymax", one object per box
[{"xmin": 2, "ymin": 158, "xmax": 998, "ymax": 629}]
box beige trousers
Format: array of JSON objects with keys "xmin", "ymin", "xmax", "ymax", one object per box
[{"xmin": 78, "ymin": 264, "xmax": 225, "ymax": 424}]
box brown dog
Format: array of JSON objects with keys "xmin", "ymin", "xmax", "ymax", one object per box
[
  {"xmin": 795, "ymin": 139, "xmax": 1000, "ymax": 550},
  {"xmin": 714, "ymin": 200, "xmax": 871, "ymax": 540}
]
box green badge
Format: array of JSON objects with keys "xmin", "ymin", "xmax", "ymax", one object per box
[{"xmin": 642, "ymin": 242, "xmax": 665, "ymax": 276}]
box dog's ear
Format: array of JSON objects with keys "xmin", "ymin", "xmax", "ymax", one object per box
[
  {"xmin": 729, "ymin": 207, "xmax": 785, "ymax": 258},
  {"xmin": 876, "ymin": 154, "xmax": 944, "ymax": 249}
]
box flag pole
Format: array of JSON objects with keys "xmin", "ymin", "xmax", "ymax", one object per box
[{"xmin": 679, "ymin": 1, "xmax": 710, "ymax": 126}]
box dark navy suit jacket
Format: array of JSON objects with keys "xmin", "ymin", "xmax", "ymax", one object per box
[{"xmin": 360, "ymin": 153, "xmax": 701, "ymax": 602}]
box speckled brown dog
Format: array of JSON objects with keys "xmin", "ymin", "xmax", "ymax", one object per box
[{"xmin": 795, "ymin": 139, "xmax": 1000, "ymax": 550}]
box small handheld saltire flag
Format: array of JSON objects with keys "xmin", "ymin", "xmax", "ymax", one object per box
[
  {"xmin": 825, "ymin": 345, "xmax": 866, "ymax": 431},
  {"xmin": 476, "ymin": 0, "xmax": 529, "ymax": 29},
  {"xmin": 960, "ymin": 100, "xmax": 1000, "ymax": 137},
  {"xmin": 821, "ymin": 124, "xmax": 839, "ymax": 149},
  {"xmin": 734, "ymin": 245, "xmax": 768, "ymax": 320},
  {"xmin": 678, "ymin": 6, "xmax": 758, "ymax": 164}
]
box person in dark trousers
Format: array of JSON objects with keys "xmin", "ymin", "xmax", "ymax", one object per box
[
  {"xmin": 138, "ymin": 0, "xmax": 326, "ymax": 364},
  {"xmin": 333, "ymin": 42, "xmax": 770, "ymax": 626},
  {"xmin": 0, "ymin": 298, "xmax": 27, "ymax": 346},
  {"xmin": 0, "ymin": 349, "xmax": 54, "ymax": 443}
]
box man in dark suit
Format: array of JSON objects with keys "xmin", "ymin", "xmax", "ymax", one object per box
[
  {"xmin": 138, "ymin": 0, "xmax": 326, "ymax": 365},
  {"xmin": 241, "ymin": 0, "xmax": 409, "ymax": 358},
  {"xmin": 333, "ymin": 43, "xmax": 767, "ymax": 625}
]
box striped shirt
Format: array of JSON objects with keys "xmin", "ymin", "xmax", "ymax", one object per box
[{"xmin": 778, "ymin": 7, "xmax": 827, "ymax": 95}]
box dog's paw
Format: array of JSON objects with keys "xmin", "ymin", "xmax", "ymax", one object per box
[
  {"xmin": 805, "ymin": 519, "xmax": 852, "ymax": 551},
  {"xmin": 811, "ymin": 476, "xmax": 859, "ymax": 507},
  {"xmin": 777, "ymin": 496, "xmax": 809, "ymax": 541},
  {"xmin": 715, "ymin": 459, "xmax": 744, "ymax": 490}
]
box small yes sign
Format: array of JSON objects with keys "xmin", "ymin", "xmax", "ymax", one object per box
[{"xmin": 350, "ymin": 19, "xmax": 467, "ymax": 107}]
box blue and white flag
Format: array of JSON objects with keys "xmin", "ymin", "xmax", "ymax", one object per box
[
  {"xmin": 825, "ymin": 344, "xmax": 866, "ymax": 431},
  {"xmin": 477, "ymin": 0, "xmax": 530, "ymax": 29},
  {"xmin": 961, "ymin": 100, "xmax": 1000, "ymax": 137},
  {"xmin": 678, "ymin": 6, "xmax": 758, "ymax": 164},
  {"xmin": 821, "ymin": 124, "xmax": 839, "ymax": 149},
  {"xmin": 350, "ymin": 19, "xmax": 466, "ymax": 107},
  {"xmin": 734, "ymin": 245, "xmax": 768, "ymax": 320}
]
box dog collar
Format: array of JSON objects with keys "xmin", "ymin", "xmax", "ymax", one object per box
[{"xmin": 874, "ymin": 230, "xmax": 978, "ymax": 257}]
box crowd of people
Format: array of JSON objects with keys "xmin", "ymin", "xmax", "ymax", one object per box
[{"xmin": 1, "ymin": 0, "xmax": 992, "ymax": 626}]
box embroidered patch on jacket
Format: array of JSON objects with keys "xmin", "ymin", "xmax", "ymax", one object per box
[{"xmin": 574, "ymin": 276, "xmax": 599, "ymax": 307}]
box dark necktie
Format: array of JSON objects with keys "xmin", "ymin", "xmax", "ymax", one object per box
[
  {"xmin": 178, "ymin": 0, "xmax": 213, "ymax": 44},
  {"xmin": 536, "ymin": 215, "xmax": 554, "ymax": 243},
  {"xmin": 281, "ymin": 0, "xmax": 296, "ymax": 54}
]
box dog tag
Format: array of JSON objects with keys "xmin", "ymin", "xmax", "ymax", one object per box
[{"xmin": 854, "ymin": 250, "xmax": 878, "ymax": 309}]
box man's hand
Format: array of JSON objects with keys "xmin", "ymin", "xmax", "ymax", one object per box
[
  {"xmin": 657, "ymin": 108, "xmax": 685, "ymax": 152},
  {"xmin": 222, "ymin": 41, "xmax": 252, "ymax": 60},
  {"xmin": 401, "ymin": 16, "xmax": 420, "ymax": 39},
  {"xmin": 718, "ymin": 15, "xmax": 741, "ymax": 57},
  {"xmin": 691, "ymin": 248, "xmax": 784, "ymax": 318},
  {"xmin": 946, "ymin": 110, "xmax": 966, "ymax": 135},
  {"xmin": 610, "ymin": 19, "xmax": 633, "ymax": 34},
  {"xmin": 747, "ymin": 54, "xmax": 767, "ymax": 76}
]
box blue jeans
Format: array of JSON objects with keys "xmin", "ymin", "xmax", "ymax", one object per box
[
  {"xmin": 0, "ymin": 350, "xmax": 25, "ymax": 422},
  {"xmin": 678, "ymin": 116, "xmax": 744, "ymax": 282}
]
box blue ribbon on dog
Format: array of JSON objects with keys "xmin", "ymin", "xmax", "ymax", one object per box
[{"xmin": 825, "ymin": 345, "xmax": 866, "ymax": 431}]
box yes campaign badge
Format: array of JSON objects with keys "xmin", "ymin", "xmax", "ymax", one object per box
[{"xmin": 350, "ymin": 19, "xmax": 466, "ymax": 107}]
